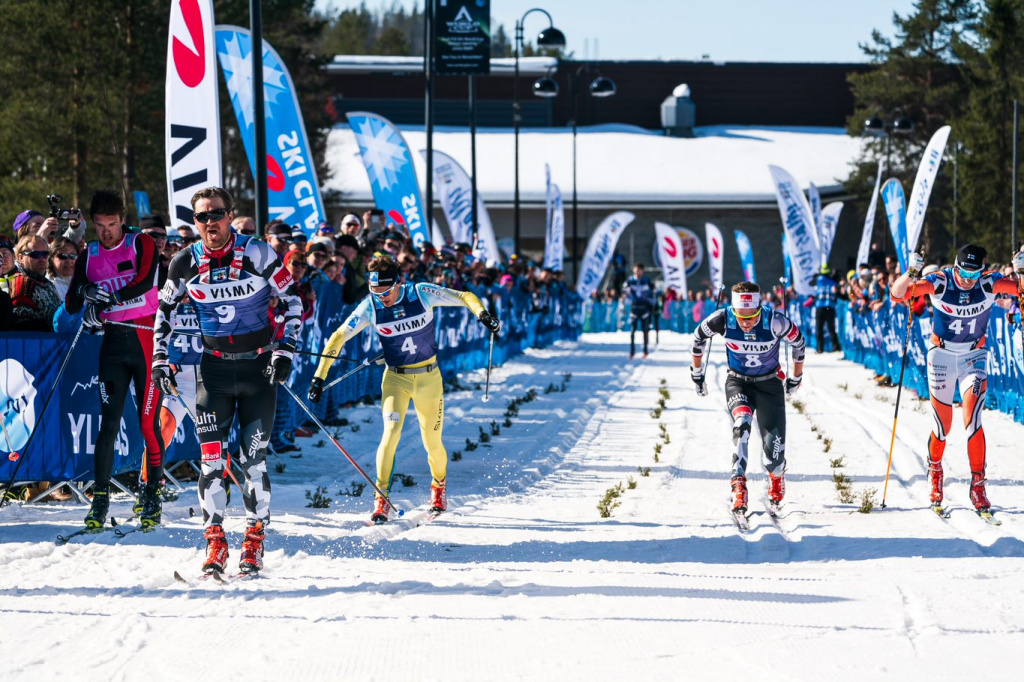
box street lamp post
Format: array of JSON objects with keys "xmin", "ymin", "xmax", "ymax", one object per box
[
  {"xmin": 569, "ymin": 66, "xmax": 616, "ymax": 284},
  {"xmin": 514, "ymin": 8, "xmax": 565, "ymax": 256},
  {"xmin": 864, "ymin": 113, "xmax": 914, "ymax": 250}
]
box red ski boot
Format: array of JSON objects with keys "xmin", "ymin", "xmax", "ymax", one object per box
[
  {"xmin": 202, "ymin": 525, "xmax": 228, "ymax": 574},
  {"xmin": 370, "ymin": 495, "xmax": 390, "ymax": 525},
  {"xmin": 969, "ymin": 473, "xmax": 991, "ymax": 511},
  {"xmin": 927, "ymin": 458, "xmax": 944, "ymax": 505},
  {"xmin": 730, "ymin": 475, "xmax": 748, "ymax": 513},
  {"xmin": 768, "ymin": 471, "xmax": 786, "ymax": 503},
  {"xmin": 239, "ymin": 521, "xmax": 265, "ymax": 574},
  {"xmin": 429, "ymin": 480, "xmax": 447, "ymax": 513}
]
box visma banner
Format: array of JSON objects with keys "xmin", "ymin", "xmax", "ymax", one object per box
[
  {"xmin": 857, "ymin": 162, "xmax": 884, "ymax": 269},
  {"xmin": 166, "ymin": 0, "xmax": 221, "ymax": 226},
  {"xmin": 734, "ymin": 230, "xmax": 756, "ymax": 283},
  {"xmin": 820, "ymin": 202, "xmax": 843, "ymax": 265},
  {"xmin": 769, "ymin": 165, "xmax": 820, "ymax": 296},
  {"xmin": 216, "ymin": 26, "xmax": 325, "ymax": 233},
  {"xmin": 576, "ymin": 211, "xmax": 636, "ymax": 299},
  {"xmin": 347, "ymin": 111, "xmax": 430, "ymax": 248},
  {"xmin": 907, "ymin": 125, "xmax": 951, "ymax": 253},
  {"xmin": 881, "ymin": 178, "xmax": 909, "ymax": 273},
  {"xmin": 705, "ymin": 222, "xmax": 724, "ymax": 292}
]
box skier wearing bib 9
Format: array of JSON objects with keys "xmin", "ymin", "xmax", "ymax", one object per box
[
  {"xmin": 689, "ymin": 281, "xmax": 806, "ymax": 514},
  {"xmin": 308, "ymin": 254, "xmax": 500, "ymax": 524},
  {"xmin": 890, "ymin": 245, "xmax": 1024, "ymax": 516},
  {"xmin": 153, "ymin": 187, "xmax": 303, "ymax": 575}
]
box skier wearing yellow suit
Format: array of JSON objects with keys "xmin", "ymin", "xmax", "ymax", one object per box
[{"xmin": 307, "ymin": 254, "xmax": 501, "ymax": 523}]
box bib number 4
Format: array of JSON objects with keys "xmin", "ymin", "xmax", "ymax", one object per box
[{"xmin": 401, "ymin": 337, "xmax": 417, "ymax": 355}]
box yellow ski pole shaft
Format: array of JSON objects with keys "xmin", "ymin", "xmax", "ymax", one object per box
[{"xmin": 881, "ymin": 282, "xmax": 918, "ymax": 508}]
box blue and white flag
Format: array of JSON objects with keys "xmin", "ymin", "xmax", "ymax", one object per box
[
  {"xmin": 768, "ymin": 165, "xmax": 821, "ymax": 296},
  {"xmin": 215, "ymin": 26, "xmax": 325, "ymax": 233},
  {"xmin": 820, "ymin": 202, "xmax": 843, "ymax": 265},
  {"xmin": 576, "ymin": 211, "xmax": 635, "ymax": 299},
  {"xmin": 907, "ymin": 125, "xmax": 951, "ymax": 253},
  {"xmin": 133, "ymin": 191, "xmax": 151, "ymax": 221},
  {"xmin": 881, "ymin": 178, "xmax": 909, "ymax": 273},
  {"xmin": 346, "ymin": 111, "xmax": 430, "ymax": 248},
  {"xmin": 705, "ymin": 222, "xmax": 724, "ymax": 293},
  {"xmin": 734, "ymin": 230, "xmax": 756, "ymax": 283},
  {"xmin": 422, "ymin": 149, "xmax": 501, "ymax": 261},
  {"xmin": 808, "ymin": 182, "xmax": 823, "ymax": 250},
  {"xmin": 857, "ymin": 162, "xmax": 884, "ymax": 269},
  {"xmin": 544, "ymin": 184, "xmax": 565, "ymax": 271},
  {"xmin": 782, "ymin": 233, "xmax": 793, "ymax": 285}
]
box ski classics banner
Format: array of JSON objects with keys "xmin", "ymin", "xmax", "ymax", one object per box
[
  {"xmin": 705, "ymin": 222, "xmax": 724, "ymax": 292},
  {"xmin": 768, "ymin": 165, "xmax": 821, "ymax": 296},
  {"xmin": 215, "ymin": 26, "xmax": 326, "ymax": 233},
  {"xmin": 576, "ymin": 211, "xmax": 636, "ymax": 299},
  {"xmin": 857, "ymin": 162, "xmax": 884, "ymax": 269},
  {"xmin": 808, "ymin": 182, "xmax": 823, "ymax": 249},
  {"xmin": 419, "ymin": 149, "xmax": 500, "ymax": 261},
  {"xmin": 734, "ymin": 230, "xmax": 756, "ymax": 283},
  {"xmin": 166, "ymin": 0, "xmax": 221, "ymax": 226},
  {"xmin": 346, "ymin": 112, "xmax": 430, "ymax": 248},
  {"xmin": 907, "ymin": 125, "xmax": 952, "ymax": 253},
  {"xmin": 881, "ymin": 178, "xmax": 910, "ymax": 273},
  {"xmin": 655, "ymin": 222, "xmax": 688, "ymax": 298},
  {"xmin": 820, "ymin": 202, "xmax": 844, "ymax": 265},
  {"xmin": 544, "ymin": 184, "xmax": 565, "ymax": 271}
]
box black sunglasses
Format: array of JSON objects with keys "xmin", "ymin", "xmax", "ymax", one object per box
[
  {"xmin": 144, "ymin": 231, "xmax": 167, "ymax": 239},
  {"xmin": 56, "ymin": 253, "xmax": 78, "ymax": 261},
  {"xmin": 193, "ymin": 208, "xmax": 230, "ymax": 223},
  {"xmin": 21, "ymin": 250, "xmax": 49, "ymax": 259}
]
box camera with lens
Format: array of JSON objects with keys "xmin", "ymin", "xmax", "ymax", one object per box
[{"xmin": 46, "ymin": 194, "xmax": 80, "ymax": 222}]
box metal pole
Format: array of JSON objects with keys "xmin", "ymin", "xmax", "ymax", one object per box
[
  {"xmin": 251, "ymin": 0, "xmax": 268, "ymax": 236},
  {"xmin": 1013, "ymin": 99, "xmax": 1019, "ymax": 252},
  {"xmin": 513, "ymin": 20, "xmax": 522, "ymax": 256},
  {"xmin": 424, "ymin": 0, "xmax": 435, "ymax": 241},
  {"xmin": 571, "ymin": 72, "xmax": 579, "ymax": 285},
  {"xmin": 470, "ymin": 74, "xmax": 478, "ymax": 242},
  {"xmin": 953, "ymin": 141, "xmax": 959, "ymax": 249}
]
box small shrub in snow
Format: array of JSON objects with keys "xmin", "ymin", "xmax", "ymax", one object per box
[
  {"xmin": 305, "ymin": 486, "xmax": 331, "ymax": 508},
  {"xmin": 650, "ymin": 407, "xmax": 663, "ymax": 419},
  {"xmin": 638, "ymin": 466, "xmax": 651, "ymax": 477},
  {"xmin": 451, "ymin": 450, "xmax": 462, "ymax": 461},
  {"xmin": 627, "ymin": 476, "xmax": 637, "ymax": 490},
  {"xmin": 274, "ymin": 462, "xmax": 286, "ymax": 474},
  {"xmin": 597, "ymin": 483, "xmax": 623, "ymax": 518},
  {"xmin": 337, "ymin": 482, "xmax": 366, "ymax": 497},
  {"xmin": 479, "ymin": 426, "xmax": 491, "ymax": 443},
  {"xmin": 823, "ymin": 437, "xmax": 833, "ymax": 453},
  {"xmin": 792, "ymin": 399, "xmax": 806, "ymax": 414},
  {"xmin": 465, "ymin": 438, "xmax": 478, "ymax": 451},
  {"xmin": 858, "ymin": 488, "xmax": 877, "ymax": 513},
  {"xmin": 829, "ymin": 456, "xmax": 846, "ymax": 469}
]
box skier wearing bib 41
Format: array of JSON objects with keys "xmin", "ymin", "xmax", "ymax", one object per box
[
  {"xmin": 153, "ymin": 187, "xmax": 303, "ymax": 575},
  {"xmin": 308, "ymin": 254, "xmax": 500, "ymax": 524},
  {"xmin": 690, "ymin": 281, "xmax": 806, "ymax": 514},
  {"xmin": 890, "ymin": 244, "xmax": 1024, "ymax": 516}
]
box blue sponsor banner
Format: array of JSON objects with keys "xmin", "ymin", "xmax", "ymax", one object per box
[
  {"xmin": 133, "ymin": 191, "xmax": 151, "ymax": 221},
  {"xmin": 215, "ymin": 26, "xmax": 326, "ymax": 234},
  {"xmin": 735, "ymin": 230, "xmax": 756, "ymax": 283},
  {"xmin": 881, "ymin": 178, "xmax": 909, "ymax": 273},
  {"xmin": 1, "ymin": 282, "xmax": 582, "ymax": 483},
  {"xmin": 346, "ymin": 112, "xmax": 431, "ymax": 248}
]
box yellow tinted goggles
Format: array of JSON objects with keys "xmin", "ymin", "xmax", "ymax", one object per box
[{"xmin": 733, "ymin": 308, "xmax": 762, "ymax": 320}]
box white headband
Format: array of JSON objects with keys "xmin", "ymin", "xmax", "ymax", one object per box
[{"xmin": 732, "ymin": 291, "xmax": 760, "ymax": 309}]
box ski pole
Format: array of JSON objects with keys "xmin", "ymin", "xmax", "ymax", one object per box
[
  {"xmin": 482, "ymin": 332, "xmax": 495, "ymax": 403},
  {"xmin": 779, "ymin": 277, "xmax": 791, "ymax": 379},
  {"xmin": 323, "ymin": 353, "xmax": 385, "ymax": 391},
  {"xmin": 282, "ymin": 383, "xmax": 404, "ymax": 516},
  {"xmin": 0, "ymin": 317, "xmax": 87, "ymax": 509},
  {"xmin": 881, "ymin": 283, "xmax": 918, "ymax": 509},
  {"xmin": 102, "ymin": 319, "xmax": 364, "ymax": 363}
]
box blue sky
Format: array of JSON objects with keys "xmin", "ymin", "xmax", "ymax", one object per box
[{"xmin": 315, "ymin": 0, "xmax": 919, "ymax": 62}]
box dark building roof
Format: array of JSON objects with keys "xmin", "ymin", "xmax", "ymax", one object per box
[{"xmin": 325, "ymin": 58, "xmax": 870, "ymax": 129}]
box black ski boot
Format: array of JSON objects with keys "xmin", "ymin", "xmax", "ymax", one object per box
[
  {"xmin": 139, "ymin": 483, "xmax": 162, "ymax": 529},
  {"xmin": 85, "ymin": 488, "xmax": 110, "ymax": 529}
]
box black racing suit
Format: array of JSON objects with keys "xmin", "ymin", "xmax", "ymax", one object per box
[
  {"xmin": 626, "ymin": 275, "xmax": 654, "ymax": 356},
  {"xmin": 154, "ymin": 234, "xmax": 302, "ymax": 528},
  {"xmin": 65, "ymin": 233, "xmax": 164, "ymax": 489}
]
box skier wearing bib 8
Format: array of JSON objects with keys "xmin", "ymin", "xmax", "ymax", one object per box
[
  {"xmin": 308, "ymin": 254, "xmax": 501, "ymax": 523},
  {"xmin": 689, "ymin": 281, "xmax": 806, "ymax": 514},
  {"xmin": 890, "ymin": 245, "xmax": 1024, "ymax": 514}
]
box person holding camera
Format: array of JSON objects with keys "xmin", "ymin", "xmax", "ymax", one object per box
[
  {"xmin": 152, "ymin": 187, "xmax": 302, "ymax": 576},
  {"xmin": 65, "ymin": 190, "xmax": 165, "ymax": 531},
  {"xmin": 307, "ymin": 253, "xmax": 500, "ymax": 524}
]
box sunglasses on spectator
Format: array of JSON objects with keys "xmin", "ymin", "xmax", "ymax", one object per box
[
  {"xmin": 56, "ymin": 253, "xmax": 78, "ymax": 261},
  {"xmin": 193, "ymin": 208, "xmax": 230, "ymax": 223},
  {"xmin": 289, "ymin": 260, "xmax": 308, "ymax": 268},
  {"xmin": 166, "ymin": 235, "xmax": 184, "ymax": 244},
  {"xmin": 344, "ymin": 222, "xmax": 359, "ymax": 228},
  {"xmin": 20, "ymin": 250, "xmax": 49, "ymax": 259},
  {"xmin": 319, "ymin": 226, "xmax": 334, "ymax": 234},
  {"xmin": 274, "ymin": 236, "xmax": 294, "ymax": 243},
  {"xmin": 144, "ymin": 231, "xmax": 167, "ymax": 239}
]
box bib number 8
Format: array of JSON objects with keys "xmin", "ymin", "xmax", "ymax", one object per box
[
  {"xmin": 744, "ymin": 354, "xmax": 762, "ymax": 368},
  {"xmin": 401, "ymin": 337, "xmax": 417, "ymax": 355}
]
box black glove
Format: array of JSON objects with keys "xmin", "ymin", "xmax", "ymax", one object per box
[
  {"xmin": 265, "ymin": 345, "xmax": 294, "ymax": 385},
  {"xmin": 80, "ymin": 283, "xmax": 115, "ymax": 311},
  {"xmin": 785, "ymin": 374, "xmax": 803, "ymax": 396},
  {"xmin": 479, "ymin": 311, "xmax": 501, "ymax": 334},
  {"xmin": 691, "ymin": 367, "xmax": 707, "ymax": 397},
  {"xmin": 82, "ymin": 305, "xmax": 104, "ymax": 331},
  {"xmin": 152, "ymin": 361, "xmax": 177, "ymax": 396},
  {"xmin": 308, "ymin": 377, "xmax": 324, "ymax": 403}
]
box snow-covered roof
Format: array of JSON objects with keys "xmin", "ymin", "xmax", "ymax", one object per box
[
  {"xmin": 323, "ymin": 123, "xmax": 864, "ymax": 206},
  {"xmin": 327, "ymin": 56, "xmax": 558, "ymax": 76}
]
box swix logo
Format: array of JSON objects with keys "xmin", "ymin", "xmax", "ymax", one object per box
[
  {"xmin": 172, "ymin": 0, "xmax": 206, "ymax": 88},
  {"xmin": 663, "ymin": 237, "xmax": 678, "ymax": 259}
]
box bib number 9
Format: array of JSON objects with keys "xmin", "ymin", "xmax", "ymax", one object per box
[{"xmin": 215, "ymin": 305, "xmax": 235, "ymax": 324}]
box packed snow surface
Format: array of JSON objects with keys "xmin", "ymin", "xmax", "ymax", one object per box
[{"xmin": 2, "ymin": 331, "xmax": 1024, "ymax": 681}]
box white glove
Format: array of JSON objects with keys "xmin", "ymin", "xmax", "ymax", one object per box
[
  {"xmin": 691, "ymin": 366, "xmax": 707, "ymax": 397},
  {"xmin": 907, "ymin": 252, "xmax": 925, "ymax": 279},
  {"xmin": 1012, "ymin": 251, "xmax": 1024, "ymax": 275}
]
